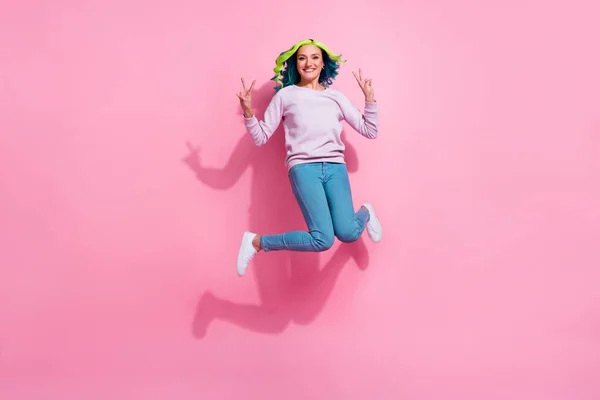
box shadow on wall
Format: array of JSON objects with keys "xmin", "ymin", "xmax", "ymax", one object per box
[{"xmin": 182, "ymin": 82, "xmax": 369, "ymax": 339}]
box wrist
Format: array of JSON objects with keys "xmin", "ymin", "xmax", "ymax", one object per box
[
  {"xmin": 243, "ymin": 108, "xmax": 254, "ymax": 118},
  {"xmin": 365, "ymin": 97, "xmax": 375, "ymax": 103}
]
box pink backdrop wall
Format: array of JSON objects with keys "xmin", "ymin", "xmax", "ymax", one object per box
[{"xmin": 1, "ymin": 0, "xmax": 599, "ymax": 398}]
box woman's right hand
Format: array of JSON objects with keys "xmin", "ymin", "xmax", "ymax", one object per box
[{"xmin": 237, "ymin": 78, "xmax": 255, "ymax": 117}]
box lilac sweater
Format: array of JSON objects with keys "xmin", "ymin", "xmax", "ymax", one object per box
[{"xmin": 243, "ymin": 84, "xmax": 378, "ymax": 170}]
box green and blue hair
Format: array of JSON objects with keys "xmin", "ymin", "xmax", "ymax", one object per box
[{"xmin": 271, "ymin": 39, "xmax": 346, "ymax": 92}]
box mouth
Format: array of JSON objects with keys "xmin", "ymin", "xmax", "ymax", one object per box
[{"xmin": 303, "ymin": 68, "xmax": 316, "ymax": 73}]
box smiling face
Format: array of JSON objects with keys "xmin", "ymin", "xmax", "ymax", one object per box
[{"xmin": 296, "ymin": 44, "xmax": 324, "ymax": 84}]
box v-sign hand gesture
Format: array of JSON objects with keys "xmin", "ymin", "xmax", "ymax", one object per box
[
  {"xmin": 236, "ymin": 77, "xmax": 256, "ymax": 111},
  {"xmin": 352, "ymin": 68, "xmax": 375, "ymax": 102}
]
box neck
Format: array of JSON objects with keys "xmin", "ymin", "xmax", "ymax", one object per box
[{"xmin": 297, "ymin": 79, "xmax": 323, "ymax": 90}]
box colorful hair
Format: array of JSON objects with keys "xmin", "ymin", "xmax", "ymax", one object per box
[{"xmin": 271, "ymin": 39, "xmax": 346, "ymax": 92}]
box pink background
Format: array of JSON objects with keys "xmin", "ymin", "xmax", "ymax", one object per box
[{"xmin": 1, "ymin": 0, "xmax": 599, "ymax": 398}]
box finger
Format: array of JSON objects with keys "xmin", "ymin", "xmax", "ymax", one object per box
[
  {"xmin": 249, "ymin": 80, "xmax": 256, "ymax": 92},
  {"xmin": 352, "ymin": 71, "xmax": 361, "ymax": 84},
  {"xmin": 358, "ymin": 68, "xmax": 363, "ymax": 80},
  {"xmin": 241, "ymin": 77, "xmax": 247, "ymax": 92}
]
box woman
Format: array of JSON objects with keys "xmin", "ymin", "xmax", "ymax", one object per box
[{"xmin": 235, "ymin": 38, "xmax": 382, "ymax": 277}]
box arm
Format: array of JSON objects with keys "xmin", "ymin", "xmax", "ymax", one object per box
[
  {"xmin": 338, "ymin": 68, "xmax": 379, "ymax": 139},
  {"xmin": 243, "ymin": 92, "xmax": 284, "ymax": 146},
  {"xmin": 338, "ymin": 94, "xmax": 379, "ymax": 139}
]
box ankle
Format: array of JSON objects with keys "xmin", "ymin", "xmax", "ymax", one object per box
[{"xmin": 252, "ymin": 235, "xmax": 262, "ymax": 251}]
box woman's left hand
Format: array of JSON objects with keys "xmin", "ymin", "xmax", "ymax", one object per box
[{"xmin": 353, "ymin": 68, "xmax": 375, "ymax": 102}]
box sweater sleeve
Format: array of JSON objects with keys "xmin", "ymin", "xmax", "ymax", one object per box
[
  {"xmin": 243, "ymin": 92, "xmax": 284, "ymax": 146},
  {"xmin": 337, "ymin": 93, "xmax": 379, "ymax": 139}
]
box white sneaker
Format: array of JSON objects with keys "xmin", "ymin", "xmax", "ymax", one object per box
[
  {"xmin": 362, "ymin": 203, "xmax": 382, "ymax": 243},
  {"xmin": 237, "ymin": 232, "xmax": 258, "ymax": 276}
]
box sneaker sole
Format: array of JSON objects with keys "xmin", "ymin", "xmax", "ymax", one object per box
[
  {"xmin": 364, "ymin": 203, "xmax": 382, "ymax": 243},
  {"xmin": 237, "ymin": 232, "xmax": 255, "ymax": 277}
]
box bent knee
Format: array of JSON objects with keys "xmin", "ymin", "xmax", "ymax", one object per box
[
  {"xmin": 313, "ymin": 234, "xmax": 335, "ymax": 252},
  {"xmin": 335, "ymin": 230, "xmax": 361, "ymax": 243}
]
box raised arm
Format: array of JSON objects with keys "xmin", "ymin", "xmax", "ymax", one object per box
[
  {"xmin": 243, "ymin": 92, "xmax": 283, "ymax": 146},
  {"xmin": 337, "ymin": 68, "xmax": 379, "ymax": 139},
  {"xmin": 237, "ymin": 78, "xmax": 283, "ymax": 147},
  {"xmin": 337, "ymin": 94, "xmax": 379, "ymax": 139}
]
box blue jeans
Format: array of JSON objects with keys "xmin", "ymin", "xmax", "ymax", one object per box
[{"xmin": 260, "ymin": 162, "xmax": 370, "ymax": 252}]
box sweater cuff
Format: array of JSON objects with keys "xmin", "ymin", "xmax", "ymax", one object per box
[{"xmin": 365, "ymin": 101, "xmax": 378, "ymax": 110}]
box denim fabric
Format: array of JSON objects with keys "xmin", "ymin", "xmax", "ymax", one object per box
[{"xmin": 260, "ymin": 162, "xmax": 369, "ymax": 252}]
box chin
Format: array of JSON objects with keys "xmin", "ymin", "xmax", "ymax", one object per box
[{"xmin": 301, "ymin": 73, "xmax": 319, "ymax": 81}]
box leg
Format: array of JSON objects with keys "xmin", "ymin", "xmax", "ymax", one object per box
[
  {"xmin": 260, "ymin": 163, "xmax": 334, "ymax": 252},
  {"xmin": 323, "ymin": 163, "xmax": 369, "ymax": 243},
  {"xmin": 237, "ymin": 163, "xmax": 334, "ymax": 276},
  {"xmin": 324, "ymin": 163, "xmax": 383, "ymax": 244}
]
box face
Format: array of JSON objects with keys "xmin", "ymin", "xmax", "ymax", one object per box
[{"xmin": 296, "ymin": 44, "xmax": 324, "ymax": 83}]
